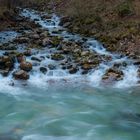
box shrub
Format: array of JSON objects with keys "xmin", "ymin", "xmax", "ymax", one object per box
[{"xmin": 117, "ymin": 2, "xmax": 133, "ymax": 17}]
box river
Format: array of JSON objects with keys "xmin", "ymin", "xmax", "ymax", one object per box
[{"xmin": 0, "ymin": 8, "xmax": 140, "ymax": 140}]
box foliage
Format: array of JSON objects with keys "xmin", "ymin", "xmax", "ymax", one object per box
[{"xmin": 117, "ymin": 1, "xmax": 134, "ymax": 17}]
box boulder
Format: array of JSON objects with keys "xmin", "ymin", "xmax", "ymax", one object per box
[
  {"xmin": 13, "ymin": 70, "xmax": 29, "ymax": 80},
  {"xmin": 20, "ymin": 61, "xmax": 32, "ymax": 72},
  {"xmin": 134, "ymin": 60, "xmax": 140, "ymax": 65},
  {"xmin": 48, "ymin": 64, "xmax": 56, "ymax": 70},
  {"xmin": 0, "ymin": 56, "xmax": 14, "ymax": 70},
  {"xmin": 51, "ymin": 53, "xmax": 65, "ymax": 61},
  {"xmin": 24, "ymin": 50, "xmax": 32, "ymax": 56},
  {"xmin": 69, "ymin": 67, "xmax": 79, "ymax": 74},
  {"xmin": 31, "ymin": 56, "xmax": 42, "ymax": 62},
  {"xmin": 102, "ymin": 68, "xmax": 124, "ymax": 82},
  {"xmin": 0, "ymin": 69, "xmax": 9, "ymax": 76},
  {"xmin": 40, "ymin": 67, "xmax": 47, "ymax": 74},
  {"xmin": 17, "ymin": 54, "xmax": 26, "ymax": 63},
  {"xmin": 31, "ymin": 34, "xmax": 40, "ymax": 40},
  {"xmin": 14, "ymin": 37, "xmax": 29, "ymax": 44},
  {"xmin": 81, "ymin": 63, "xmax": 94, "ymax": 70},
  {"xmin": 42, "ymin": 38, "xmax": 53, "ymax": 46}
]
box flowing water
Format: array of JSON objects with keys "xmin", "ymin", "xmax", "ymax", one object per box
[{"xmin": 0, "ymin": 9, "xmax": 140, "ymax": 140}]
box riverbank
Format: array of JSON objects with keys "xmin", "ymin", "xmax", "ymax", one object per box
[{"xmin": 55, "ymin": 0, "xmax": 140, "ymax": 59}]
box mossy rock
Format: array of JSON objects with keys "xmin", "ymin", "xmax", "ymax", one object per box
[{"xmin": 51, "ymin": 53, "xmax": 65, "ymax": 61}]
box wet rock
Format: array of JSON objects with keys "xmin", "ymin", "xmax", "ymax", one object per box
[
  {"xmin": 17, "ymin": 53, "xmax": 26, "ymax": 63},
  {"xmin": 102, "ymin": 68, "xmax": 124, "ymax": 82},
  {"xmin": 67, "ymin": 64, "xmax": 73, "ymax": 69},
  {"xmin": 134, "ymin": 60, "xmax": 140, "ymax": 65},
  {"xmin": 42, "ymin": 38, "xmax": 53, "ymax": 46},
  {"xmin": 51, "ymin": 53, "xmax": 65, "ymax": 61},
  {"xmin": 31, "ymin": 56, "xmax": 42, "ymax": 62},
  {"xmin": 13, "ymin": 70, "xmax": 29, "ymax": 80},
  {"xmin": 59, "ymin": 16, "xmax": 72, "ymax": 26},
  {"xmin": 14, "ymin": 37, "xmax": 29, "ymax": 44},
  {"xmin": 40, "ymin": 67, "xmax": 47, "ymax": 74},
  {"xmin": 24, "ymin": 50, "xmax": 32, "ymax": 56},
  {"xmin": 0, "ymin": 69, "xmax": 9, "ymax": 76},
  {"xmin": 113, "ymin": 62, "xmax": 127, "ymax": 68},
  {"xmin": 40, "ymin": 31, "xmax": 49, "ymax": 38},
  {"xmin": 69, "ymin": 66, "xmax": 79, "ymax": 74},
  {"xmin": 81, "ymin": 70, "xmax": 89, "ymax": 75},
  {"xmin": 48, "ymin": 64, "xmax": 56, "ymax": 70},
  {"xmin": 0, "ymin": 56, "xmax": 14, "ymax": 70},
  {"xmin": 31, "ymin": 34, "xmax": 40, "ymax": 40},
  {"xmin": 41, "ymin": 15, "xmax": 52, "ymax": 20},
  {"xmin": 20, "ymin": 61, "xmax": 32, "ymax": 72},
  {"xmin": 81, "ymin": 63, "xmax": 94, "ymax": 70}
]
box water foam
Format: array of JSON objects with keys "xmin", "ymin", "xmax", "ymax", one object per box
[{"xmin": 0, "ymin": 8, "xmax": 139, "ymax": 92}]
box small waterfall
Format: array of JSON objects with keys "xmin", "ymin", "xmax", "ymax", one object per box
[
  {"xmin": 0, "ymin": 8, "xmax": 139, "ymax": 89},
  {"xmin": 115, "ymin": 65, "xmax": 139, "ymax": 88}
]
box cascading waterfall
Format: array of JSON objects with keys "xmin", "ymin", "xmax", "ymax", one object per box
[
  {"xmin": 20, "ymin": 8, "xmax": 139, "ymax": 88},
  {"xmin": 0, "ymin": 8, "xmax": 139, "ymax": 92}
]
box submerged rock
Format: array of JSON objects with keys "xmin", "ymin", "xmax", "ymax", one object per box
[{"xmin": 13, "ymin": 70, "xmax": 29, "ymax": 80}]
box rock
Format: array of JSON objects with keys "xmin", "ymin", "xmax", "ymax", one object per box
[
  {"xmin": 67, "ymin": 64, "xmax": 73, "ymax": 69},
  {"xmin": 134, "ymin": 60, "xmax": 140, "ymax": 65},
  {"xmin": 102, "ymin": 68, "xmax": 124, "ymax": 82},
  {"xmin": 69, "ymin": 67, "xmax": 78, "ymax": 74},
  {"xmin": 17, "ymin": 54, "xmax": 26, "ymax": 63},
  {"xmin": 40, "ymin": 67, "xmax": 47, "ymax": 74},
  {"xmin": 42, "ymin": 38, "xmax": 53, "ymax": 46},
  {"xmin": 20, "ymin": 61, "xmax": 32, "ymax": 72},
  {"xmin": 13, "ymin": 70, "xmax": 29, "ymax": 80},
  {"xmin": 40, "ymin": 31, "xmax": 49, "ymax": 38},
  {"xmin": 24, "ymin": 50, "xmax": 32, "ymax": 56},
  {"xmin": 113, "ymin": 62, "xmax": 127, "ymax": 68},
  {"xmin": 81, "ymin": 63, "xmax": 94, "ymax": 70},
  {"xmin": 59, "ymin": 16, "xmax": 72, "ymax": 26},
  {"xmin": 0, "ymin": 56, "xmax": 14, "ymax": 70},
  {"xmin": 51, "ymin": 53, "xmax": 65, "ymax": 61},
  {"xmin": 41, "ymin": 15, "xmax": 52, "ymax": 20},
  {"xmin": 0, "ymin": 69, "xmax": 9, "ymax": 76},
  {"xmin": 14, "ymin": 37, "xmax": 29, "ymax": 44},
  {"xmin": 31, "ymin": 34, "xmax": 40, "ymax": 40},
  {"xmin": 48, "ymin": 64, "xmax": 56, "ymax": 70},
  {"xmin": 81, "ymin": 70, "xmax": 89, "ymax": 75},
  {"xmin": 31, "ymin": 56, "xmax": 42, "ymax": 62}
]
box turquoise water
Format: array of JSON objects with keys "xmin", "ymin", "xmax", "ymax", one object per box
[{"xmin": 0, "ymin": 84, "xmax": 140, "ymax": 140}]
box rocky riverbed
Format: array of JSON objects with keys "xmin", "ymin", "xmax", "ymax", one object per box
[{"xmin": 0, "ymin": 8, "xmax": 140, "ymax": 87}]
